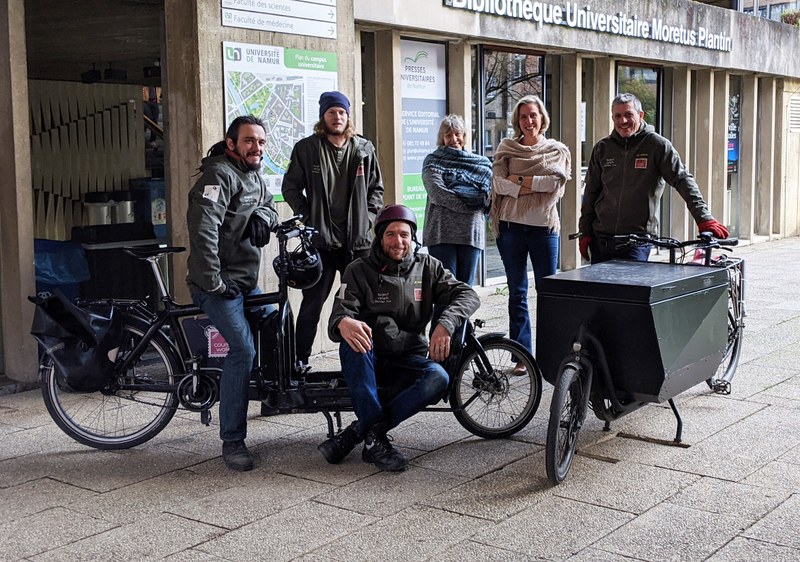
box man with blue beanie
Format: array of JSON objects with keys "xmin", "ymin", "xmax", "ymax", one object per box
[{"xmin": 282, "ymin": 91, "xmax": 384, "ymax": 368}]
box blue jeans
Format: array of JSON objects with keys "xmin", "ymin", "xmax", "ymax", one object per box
[
  {"xmin": 496, "ymin": 221, "xmax": 559, "ymax": 353},
  {"xmin": 590, "ymin": 237, "xmax": 651, "ymax": 264},
  {"xmin": 193, "ymin": 288, "xmax": 271, "ymax": 442},
  {"xmin": 427, "ymin": 243, "xmax": 481, "ymax": 286},
  {"xmin": 428, "ymin": 243, "xmax": 481, "ymax": 332},
  {"xmin": 340, "ymin": 343, "xmax": 449, "ymax": 433}
]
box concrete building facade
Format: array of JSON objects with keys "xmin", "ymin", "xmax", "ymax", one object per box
[{"xmin": 1, "ymin": 0, "xmax": 798, "ymax": 381}]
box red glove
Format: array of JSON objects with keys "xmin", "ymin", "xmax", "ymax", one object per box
[
  {"xmin": 697, "ymin": 219, "xmax": 729, "ymax": 239},
  {"xmin": 579, "ymin": 236, "xmax": 592, "ymax": 261}
]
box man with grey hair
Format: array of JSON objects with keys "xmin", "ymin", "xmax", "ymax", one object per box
[{"xmin": 578, "ymin": 92, "xmax": 728, "ymax": 263}]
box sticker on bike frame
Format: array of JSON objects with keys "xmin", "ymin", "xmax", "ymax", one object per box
[{"xmin": 206, "ymin": 325, "xmax": 229, "ymax": 357}]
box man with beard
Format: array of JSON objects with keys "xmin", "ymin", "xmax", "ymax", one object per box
[
  {"xmin": 282, "ymin": 91, "xmax": 384, "ymax": 368},
  {"xmin": 187, "ymin": 115, "xmax": 279, "ymax": 471},
  {"xmin": 579, "ymin": 93, "xmax": 729, "ymax": 263}
]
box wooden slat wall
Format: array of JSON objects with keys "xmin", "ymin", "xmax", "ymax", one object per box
[{"xmin": 29, "ymin": 80, "xmax": 146, "ymax": 240}]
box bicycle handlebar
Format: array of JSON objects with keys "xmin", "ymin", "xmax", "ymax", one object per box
[
  {"xmin": 273, "ymin": 215, "xmax": 317, "ymax": 241},
  {"xmin": 614, "ymin": 232, "xmax": 738, "ymax": 250}
]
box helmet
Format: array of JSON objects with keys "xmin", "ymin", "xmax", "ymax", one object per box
[
  {"xmin": 273, "ymin": 239, "xmax": 322, "ymax": 290},
  {"xmin": 374, "ymin": 204, "xmax": 417, "ymax": 236}
]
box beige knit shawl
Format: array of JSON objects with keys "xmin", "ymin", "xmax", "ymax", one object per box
[{"xmin": 490, "ymin": 136, "xmax": 572, "ymax": 234}]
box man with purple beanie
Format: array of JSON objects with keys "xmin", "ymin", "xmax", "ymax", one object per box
[{"xmin": 282, "ymin": 91, "xmax": 384, "ymax": 368}]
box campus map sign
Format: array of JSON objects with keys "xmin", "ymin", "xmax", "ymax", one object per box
[
  {"xmin": 400, "ymin": 39, "xmax": 447, "ymax": 240},
  {"xmin": 223, "ymin": 42, "xmax": 338, "ymax": 200},
  {"xmin": 443, "ymin": 0, "xmax": 733, "ymax": 52}
]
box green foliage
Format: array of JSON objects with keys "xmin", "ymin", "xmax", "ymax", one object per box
[
  {"xmin": 781, "ymin": 9, "xmax": 800, "ymax": 27},
  {"xmin": 618, "ymin": 76, "xmax": 658, "ymax": 126}
]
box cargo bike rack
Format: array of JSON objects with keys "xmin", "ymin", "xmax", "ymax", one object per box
[{"xmin": 537, "ymin": 233, "xmax": 744, "ymax": 484}]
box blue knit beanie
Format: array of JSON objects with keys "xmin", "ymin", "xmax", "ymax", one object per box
[{"xmin": 319, "ymin": 91, "xmax": 350, "ymax": 119}]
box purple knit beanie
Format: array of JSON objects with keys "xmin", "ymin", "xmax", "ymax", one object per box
[{"xmin": 319, "ymin": 91, "xmax": 350, "ymax": 119}]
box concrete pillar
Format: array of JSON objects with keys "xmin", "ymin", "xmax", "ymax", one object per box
[
  {"xmin": 670, "ymin": 67, "xmax": 692, "ymax": 241},
  {"xmin": 373, "ymin": 30, "xmax": 402, "ymax": 204},
  {"xmin": 773, "ymin": 80, "xmax": 785, "ymax": 236},
  {"xmin": 448, "ymin": 41, "xmax": 472, "ymax": 143},
  {"xmin": 0, "ymin": 0, "xmax": 38, "ymax": 381},
  {"xmin": 695, "ymin": 70, "xmax": 714, "ymax": 209},
  {"xmin": 739, "ymin": 75, "xmax": 758, "ymax": 240},
  {"xmin": 164, "ymin": 0, "xmax": 204, "ymax": 305},
  {"xmin": 592, "ymin": 58, "xmax": 614, "ymax": 146},
  {"xmin": 757, "ymin": 77, "xmax": 776, "ymax": 237},
  {"xmin": 712, "ymin": 72, "xmax": 730, "ymax": 224},
  {"xmin": 560, "ymin": 54, "xmax": 582, "ymax": 272}
]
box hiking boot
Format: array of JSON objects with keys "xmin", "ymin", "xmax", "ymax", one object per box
[
  {"xmin": 222, "ymin": 440, "xmax": 254, "ymax": 472},
  {"xmin": 361, "ymin": 430, "xmax": 408, "ymax": 472},
  {"xmin": 318, "ymin": 421, "xmax": 362, "ymax": 464}
]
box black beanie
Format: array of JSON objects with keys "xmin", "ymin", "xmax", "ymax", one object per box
[{"xmin": 319, "ymin": 91, "xmax": 350, "ymax": 119}]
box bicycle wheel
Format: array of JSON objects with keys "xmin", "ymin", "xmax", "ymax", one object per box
[
  {"xmin": 545, "ymin": 365, "xmax": 590, "ymax": 485},
  {"xmin": 707, "ymin": 266, "xmax": 744, "ymax": 390},
  {"xmin": 450, "ymin": 337, "xmax": 541, "ymax": 439},
  {"xmin": 41, "ymin": 317, "xmax": 181, "ymax": 450}
]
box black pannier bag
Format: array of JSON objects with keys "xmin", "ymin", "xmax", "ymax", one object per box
[{"xmin": 29, "ymin": 290, "xmax": 124, "ymax": 392}]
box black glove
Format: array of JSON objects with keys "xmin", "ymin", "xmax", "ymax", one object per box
[
  {"xmin": 219, "ymin": 279, "xmax": 242, "ymax": 299},
  {"xmin": 245, "ymin": 213, "xmax": 271, "ymax": 248}
]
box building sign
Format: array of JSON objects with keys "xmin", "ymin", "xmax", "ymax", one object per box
[
  {"xmin": 728, "ymin": 94, "xmax": 740, "ymax": 174},
  {"xmin": 443, "ymin": 0, "xmax": 732, "ymax": 52},
  {"xmin": 221, "ymin": 0, "xmax": 337, "ymax": 39},
  {"xmin": 400, "ymin": 39, "xmax": 447, "ymax": 240},
  {"xmin": 223, "ymin": 42, "xmax": 338, "ymax": 199}
]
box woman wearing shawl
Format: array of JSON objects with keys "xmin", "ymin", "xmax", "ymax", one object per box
[
  {"xmin": 422, "ymin": 114, "xmax": 492, "ymax": 286},
  {"xmin": 491, "ymin": 96, "xmax": 571, "ymax": 374}
]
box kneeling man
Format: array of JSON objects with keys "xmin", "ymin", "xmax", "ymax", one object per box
[{"xmin": 318, "ymin": 205, "xmax": 480, "ymax": 471}]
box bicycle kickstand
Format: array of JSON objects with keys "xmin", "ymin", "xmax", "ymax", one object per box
[{"xmin": 201, "ymin": 409, "xmax": 212, "ymax": 426}]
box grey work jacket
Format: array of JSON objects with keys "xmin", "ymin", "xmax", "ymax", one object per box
[
  {"xmin": 186, "ymin": 154, "xmax": 278, "ymax": 294},
  {"xmin": 579, "ymin": 123, "xmax": 712, "ymax": 238}
]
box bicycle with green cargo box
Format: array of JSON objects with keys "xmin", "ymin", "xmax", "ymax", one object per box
[{"xmin": 538, "ymin": 232, "xmax": 745, "ymax": 485}]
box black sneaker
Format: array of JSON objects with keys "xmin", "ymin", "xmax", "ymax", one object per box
[
  {"xmin": 222, "ymin": 440, "xmax": 254, "ymax": 472},
  {"xmin": 361, "ymin": 431, "xmax": 408, "ymax": 472},
  {"xmin": 318, "ymin": 420, "xmax": 362, "ymax": 464}
]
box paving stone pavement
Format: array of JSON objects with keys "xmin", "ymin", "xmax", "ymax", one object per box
[{"xmin": 1, "ymin": 237, "xmax": 799, "ymax": 561}]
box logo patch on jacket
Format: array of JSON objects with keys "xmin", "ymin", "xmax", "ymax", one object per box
[
  {"xmin": 634, "ymin": 157, "xmax": 648, "ymax": 169},
  {"xmin": 603, "ymin": 158, "xmax": 615, "ymax": 168},
  {"xmin": 356, "ymin": 163, "xmax": 364, "ymax": 177},
  {"xmin": 202, "ymin": 185, "xmax": 221, "ymax": 203},
  {"xmin": 414, "ymin": 288, "xmax": 422, "ymax": 301}
]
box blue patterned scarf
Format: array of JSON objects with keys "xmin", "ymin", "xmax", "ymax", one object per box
[{"xmin": 422, "ymin": 146, "xmax": 493, "ymax": 212}]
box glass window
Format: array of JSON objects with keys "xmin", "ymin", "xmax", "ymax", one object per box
[
  {"xmin": 473, "ymin": 46, "xmax": 545, "ymax": 282},
  {"xmin": 617, "ymin": 64, "xmax": 662, "ymax": 132}
]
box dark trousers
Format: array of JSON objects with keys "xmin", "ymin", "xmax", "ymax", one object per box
[
  {"xmin": 590, "ymin": 236, "xmax": 651, "ymax": 264},
  {"xmin": 295, "ymin": 247, "xmax": 369, "ymax": 363}
]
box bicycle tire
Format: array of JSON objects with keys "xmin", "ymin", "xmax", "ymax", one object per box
[
  {"xmin": 450, "ymin": 337, "xmax": 542, "ymax": 439},
  {"xmin": 41, "ymin": 316, "xmax": 181, "ymax": 450},
  {"xmin": 707, "ymin": 264, "xmax": 744, "ymax": 390},
  {"xmin": 545, "ymin": 365, "xmax": 590, "ymax": 485}
]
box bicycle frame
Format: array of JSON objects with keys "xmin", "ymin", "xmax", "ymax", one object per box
[{"xmin": 78, "ymin": 218, "xmax": 543, "ymax": 439}]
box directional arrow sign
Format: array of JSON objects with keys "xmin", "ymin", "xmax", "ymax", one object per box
[
  {"xmin": 222, "ymin": 8, "xmax": 337, "ymax": 39},
  {"xmin": 221, "ymin": 0, "xmax": 336, "ymax": 23}
]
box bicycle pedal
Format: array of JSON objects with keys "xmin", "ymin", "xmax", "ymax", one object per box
[
  {"xmin": 201, "ymin": 409, "xmax": 212, "ymax": 426},
  {"xmin": 713, "ymin": 381, "xmax": 731, "ymax": 395}
]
